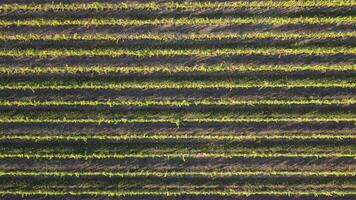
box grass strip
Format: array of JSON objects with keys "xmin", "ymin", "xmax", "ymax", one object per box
[
  {"xmin": 0, "ymin": 170, "xmax": 355, "ymax": 177},
  {"xmin": 1, "ymin": 32, "xmax": 356, "ymax": 41},
  {"xmin": 1, "ymin": 64, "xmax": 356, "ymax": 75},
  {"xmin": 0, "ymin": 16, "xmax": 355, "ymax": 26},
  {"xmin": 1, "ymin": 1, "xmax": 356, "ymax": 11}
]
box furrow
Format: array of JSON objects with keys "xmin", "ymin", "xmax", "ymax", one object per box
[
  {"xmin": 0, "ymin": 170, "xmax": 355, "ymax": 177},
  {"xmin": 1, "ymin": 134, "xmax": 356, "ymax": 141},
  {"xmin": 0, "ymin": 99, "xmax": 355, "ymax": 106},
  {"xmin": 0, "ymin": 153, "xmax": 355, "ymax": 159}
]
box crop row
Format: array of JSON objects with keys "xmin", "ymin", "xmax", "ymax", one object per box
[
  {"xmin": 1, "ymin": 99, "xmax": 355, "ymax": 107},
  {"xmin": 0, "ymin": 2, "xmax": 159, "ymax": 11},
  {"xmin": 2, "ymin": 32, "xmax": 355, "ymax": 41},
  {"xmin": 1, "ymin": 47, "xmax": 356, "ymax": 58},
  {"xmin": 1, "ymin": 133, "xmax": 356, "ymax": 141},
  {"xmin": 168, "ymin": 0, "xmax": 356, "ymax": 9},
  {"xmin": 0, "ymin": 170, "xmax": 355, "ymax": 177},
  {"xmin": 0, "ymin": 16, "xmax": 355, "ymax": 26},
  {"xmin": 1, "ymin": 1, "xmax": 355, "ymax": 11},
  {"xmin": 1, "ymin": 78, "xmax": 355, "ymax": 90},
  {"xmin": 1, "ymin": 64, "xmax": 355, "ymax": 75}
]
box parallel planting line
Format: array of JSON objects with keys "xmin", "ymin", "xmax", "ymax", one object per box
[
  {"xmin": 1, "ymin": 47, "xmax": 356, "ymax": 57},
  {"xmin": 1, "ymin": 1, "xmax": 355, "ymax": 11},
  {"xmin": 0, "ymin": 152, "xmax": 355, "ymax": 159},
  {"xmin": 0, "ymin": 16, "xmax": 355, "ymax": 26},
  {"xmin": 0, "ymin": 2, "xmax": 160, "ymax": 11},
  {"xmin": 2, "ymin": 134, "xmax": 356, "ymax": 141},
  {"xmin": 1, "ymin": 171, "xmax": 355, "ymax": 177},
  {"xmin": 1, "ymin": 190, "xmax": 355, "ymax": 197},
  {"xmin": 0, "ymin": 2, "xmax": 159, "ymax": 12},
  {"xmin": 1, "ymin": 99, "xmax": 355, "ymax": 106},
  {"xmin": 1, "ymin": 32, "xmax": 356, "ymax": 41},
  {"xmin": 2, "ymin": 0, "xmax": 355, "ymax": 198},
  {"xmin": 1, "ymin": 64, "xmax": 356, "ymax": 74},
  {"xmin": 167, "ymin": 1, "xmax": 356, "ymax": 9},
  {"xmin": 1, "ymin": 79, "xmax": 356, "ymax": 90}
]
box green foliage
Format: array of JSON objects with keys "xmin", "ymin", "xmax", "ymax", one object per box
[
  {"xmin": 1, "ymin": 0, "xmax": 356, "ymax": 198},
  {"xmin": 1, "ymin": 77, "xmax": 355, "ymax": 90},
  {"xmin": 1, "ymin": 1, "xmax": 354, "ymax": 12},
  {"xmin": 0, "ymin": 47, "xmax": 355, "ymax": 57},
  {"xmin": 1, "ymin": 64, "xmax": 355, "ymax": 75},
  {"xmin": 0, "ymin": 16, "xmax": 355, "ymax": 26},
  {"xmin": 1, "ymin": 32, "xmax": 355, "ymax": 41}
]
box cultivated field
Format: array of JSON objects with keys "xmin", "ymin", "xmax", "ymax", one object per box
[{"xmin": 0, "ymin": 0, "xmax": 356, "ymax": 199}]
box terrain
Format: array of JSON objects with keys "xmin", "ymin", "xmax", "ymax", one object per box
[{"xmin": 0, "ymin": 0, "xmax": 356, "ymax": 199}]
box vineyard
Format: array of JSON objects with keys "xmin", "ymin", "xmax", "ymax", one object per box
[{"xmin": 0, "ymin": 0, "xmax": 356, "ymax": 199}]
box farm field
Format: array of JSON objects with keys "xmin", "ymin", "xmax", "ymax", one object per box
[{"xmin": 0, "ymin": 0, "xmax": 356, "ymax": 199}]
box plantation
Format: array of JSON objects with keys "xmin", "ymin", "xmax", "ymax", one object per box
[{"xmin": 0, "ymin": 0, "xmax": 355, "ymax": 199}]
